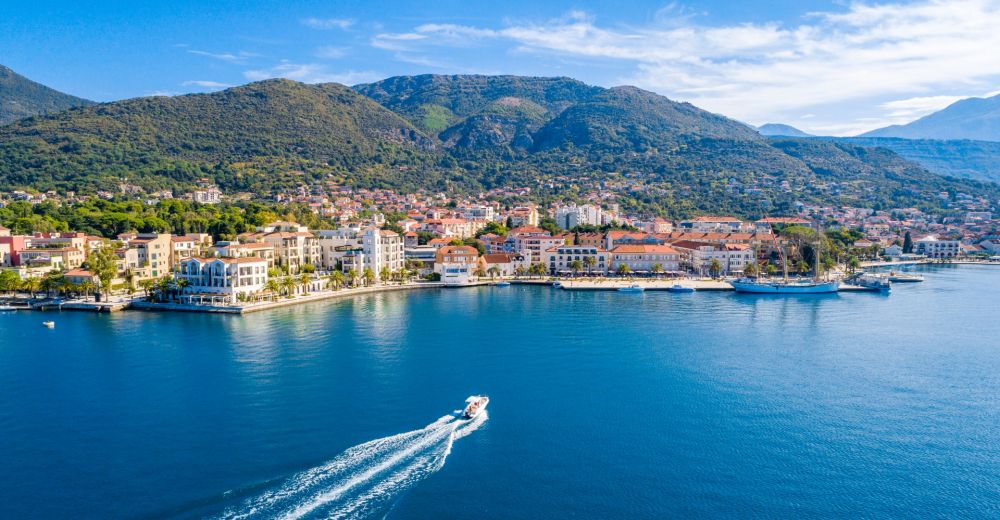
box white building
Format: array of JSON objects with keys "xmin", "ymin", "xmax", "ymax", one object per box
[
  {"xmin": 670, "ymin": 241, "xmax": 754, "ymax": 276},
  {"xmin": 176, "ymin": 257, "xmax": 268, "ymax": 304},
  {"xmin": 914, "ymin": 235, "xmax": 960, "ymax": 258},
  {"xmin": 434, "ymin": 245, "xmax": 480, "ymax": 285},
  {"xmin": 542, "ymin": 245, "xmax": 610, "ymax": 275},
  {"xmin": 609, "ymin": 245, "xmax": 681, "ymax": 273},
  {"xmin": 193, "ymin": 187, "xmax": 222, "ymax": 204},
  {"xmin": 680, "ymin": 216, "xmax": 749, "ymax": 234},
  {"xmin": 362, "ymin": 229, "xmax": 404, "ymax": 280},
  {"xmin": 555, "ymin": 204, "xmax": 603, "ymax": 229}
]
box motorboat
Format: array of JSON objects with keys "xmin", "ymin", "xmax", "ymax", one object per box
[
  {"xmin": 618, "ymin": 284, "xmax": 644, "ymax": 293},
  {"xmin": 463, "ymin": 396, "xmax": 489, "ymax": 419},
  {"xmin": 888, "ymin": 271, "xmax": 924, "ymax": 283},
  {"xmin": 494, "ymin": 281, "xmax": 511, "ymax": 287},
  {"xmin": 0, "ymin": 305, "xmax": 18, "ymax": 311},
  {"xmin": 667, "ymin": 284, "xmax": 694, "ymax": 293},
  {"xmin": 42, "ymin": 321, "xmax": 55, "ymax": 328}
]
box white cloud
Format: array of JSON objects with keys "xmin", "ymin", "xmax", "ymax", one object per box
[
  {"xmin": 373, "ymin": 0, "xmax": 1000, "ymax": 135},
  {"xmin": 302, "ymin": 17, "xmax": 354, "ymax": 30},
  {"xmin": 181, "ymin": 80, "xmax": 232, "ymax": 89},
  {"xmin": 244, "ymin": 61, "xmax": 380, "ymax": 85},
  {"xmin": 315, "ymin": 46, "xmax": 349, "ymax": 59},
  {"xmin": 187, "ymin": 50, "xmax": 259, "ymax": 63}
]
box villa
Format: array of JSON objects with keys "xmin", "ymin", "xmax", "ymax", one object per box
[
  {"xmin": 434, "ymin": 245, "xmax": 480, "ymax": 285},
  {"xmin": 176, "ymin": 256, "xmax": 269, "ymax": 304}
]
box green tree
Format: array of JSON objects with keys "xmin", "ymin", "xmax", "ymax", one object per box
[
  {"xmin": 616, "ymin": 263, "xmax": 632, "ymax": 277},
  {"xmin": 0, "ymin": 270, "xmax": 20, "ymax": 296},
  {"xmin": 583, "ymin": 256, "xmax": 597, "ymax": 276},
  {"xmin": 379, "ymin": 266, "xmax": 392, "ymax": 285},
  {"xmin": 363, "ymin": 267, "xmax": 376, "ymax": 287},
  {"xmin": 264, "ymin": 279, "xmax": 281, "ymax": 299},
  {"xmin": 21, "ymin": 276, "xmax": 41, "ymax": 299},
  {"xmin": 88, "ymin": 246, "xmax": 120, "ymax": 300},
  {"xmin": 651, "ymin": 263, "xmax": 664, "ymax": 277},
  {"xmin": 743, "ymin": 262, "xmax": 758, "ymax": 277},
  {"xmin": 299, "ymin": 273, "xmax": 312, "ymax": 294},
  {"xmin": 708, "ymin": 259, "xmax": 722, "ymax": 278},
  {"xmin": 281, "ymin": 276, "xmax": 297, "ymax": 297},
  {"xmin": 570, "ymin": 260, "xmax": 583, "ymax": 277},
  {"xmin": 328, "ymin": 270, "xmax": 345, "ymax": 291},
  {"xmin": 902, "ymin": 231, "xmax": 914, "ymax": 254}
]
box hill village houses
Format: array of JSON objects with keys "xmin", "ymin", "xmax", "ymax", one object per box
[{"xmin": 0, "ymin": 198, "xmax": 990, "ymax": 305}]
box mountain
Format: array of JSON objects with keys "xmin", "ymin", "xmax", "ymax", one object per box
[
  {"xmin": 861, "ymin": 94, "xmax": 1000, "ymax": 141},
  {"xmin": 756, "ymin": 123, "xmax": 813, "ymax": 137},
  {"xmin": 0, "ymin": 65, "xmax": 94, "ymax": 125},
  {"xmin": 1, "ymin": 74, "xmax": 996, "ymax": 218},
  {"xmin": 825, "ymin": 137, "xmax": 1000, "ymax": 184},
  {"xmin": 0, "ymin": 79, "xmax": 438, "ymax": 194}
]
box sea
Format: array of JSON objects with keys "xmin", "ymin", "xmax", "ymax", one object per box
[{"xmin": 1, "ymin": 264, "xmax": 999, "ymax": 518}]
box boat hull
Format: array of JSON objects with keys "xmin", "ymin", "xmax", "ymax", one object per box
[{"xmin": 731, "ymin": 280, "xmax": 840, "ymax": 294}]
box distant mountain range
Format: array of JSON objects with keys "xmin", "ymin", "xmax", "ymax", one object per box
[
  {"xmin": 1, "ymin": 70, "xmax": 997, "ymax": 217},
  {"xmin": 862, "ymin": 93, "xmax": 1000, "ymax": 141},
  {"xmin": 0, "ymin": 65, "xmax": 93, "ymax": 126},
  {"xmin": 755, "ymin": 123, "xmax": 813, "ymax": 138}
]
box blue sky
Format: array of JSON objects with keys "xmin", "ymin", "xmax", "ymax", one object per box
[{"xmin": 3, "ymin": 0, "xmax": 1000, "ymax": 135}]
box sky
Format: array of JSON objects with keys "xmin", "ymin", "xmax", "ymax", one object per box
[{"xmin": 3, "ymin": 0, "xmax": 1000, "ymax": 136}]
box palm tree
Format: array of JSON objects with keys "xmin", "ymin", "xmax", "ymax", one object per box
[
  {"xmin": 616, "ymin": 263, "xmax": 631, "ymax": 278},
  {"xmin": 583, "ymin": 256, "xmax": 597, "ymax": 276},
  {"xmin": 651, "ymin": 263, "xmax": 664, "ymax": 278},
  {"xmin": 21, "ymin": 277, "xmax": 41, "ymax": 299},
  {"xmin": 570, "ymin": 260, "xmax": 583, "ymax": 277},
  {"xmin": 328, "ymin": 270, "xmax": 345, "ymax": 291},
  {"xmin": 346, "ymin": 268, "xmax": 358, "ymax": 287},
  {"xmin": 175, "ymin": 278, "xmax": 189, "ymax": 299},
  {"xmin": 379, "ymin": 266, "xmax": 392, "ymax": 285},
  {"xmin": 514, "ymin": 266, "xmax": 526, "ymax": 278},
  {"xmin": 362, "ymin": 267, "xmax": 376, "ymax": 287},
  {"xmin": 529, "ymin": 263, "xmax": 547, "ymax": 278},
  {"xmin": 265, "ymin": 279, "xmax": 281, "ymax": 300},
  {"xmin": 487, "ymin": 266, "xmax": 501, "ymax": 280},
  {"xmin": 743, "ymin": 262, "xmax": 758, "ymax": 278},
  {"xmin": 281, "ymin": 276, "xmax": 298, "ymax": 297},
  {"xmin": 473, "ymin": 266, "xmax": 487, "ymax": 280},
  {"xmin": 299, "ymin": 272, "xmax": 312, "ymax": 294},
  {"xmin": 708, "ymin": 259, "xmax": 723, "ymax": 279},
  {"xmin": 138, "ymin": 279, "xmax": 155, "ymax": 299},
  {"xmin": 765, "ymin": 263, "xmax": 778, "ymax": 277},
  {"xmin": 847, "ymin": 256, "xmax": 861, "ymax": 274},
  {"xmin": 79, "ymin": 280, "xmax": 97, "ymax": 301}
]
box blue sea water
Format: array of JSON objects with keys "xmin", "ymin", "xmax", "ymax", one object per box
[{"xmin": 2, "ymin": 265, "xmax": 1000, "ymax": 518}]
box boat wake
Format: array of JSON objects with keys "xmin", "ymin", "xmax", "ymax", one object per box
[{"xmin": 216, "ymin": 410, "xmax": 488, "ymax": 520}]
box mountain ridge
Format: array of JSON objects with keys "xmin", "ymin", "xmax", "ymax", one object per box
[
  {"xmin": 0, "ymin": 65, "xmax": 95, "ymax": 125},
  {"xmin": 861, "ymin": 93, "xmax": 1000, "ymax": 141}
]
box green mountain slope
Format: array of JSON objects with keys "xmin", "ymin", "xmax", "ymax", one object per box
[
  {"xmin": 0, "ymin": 65, "xmax": 94, "ymax": 125},
  {"xmin": 826, "ymin": 137, "xmax": 1000, "ymax": 184},
  {"xmin": 0, "ymin": 79, "xmax": 438, "ymax": 193},
  {"xmin": 1, "ymin": 74, "xmax": 996, "ymax": 218}
]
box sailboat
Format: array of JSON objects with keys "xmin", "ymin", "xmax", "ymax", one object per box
[{"xmin": 732, "ymin": 237, "xmax": 840, "ymax": 294}]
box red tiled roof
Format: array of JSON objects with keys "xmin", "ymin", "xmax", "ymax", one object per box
[{"xmin": 611, "ymin": 244, "xmax": 679, "ymax": 254}]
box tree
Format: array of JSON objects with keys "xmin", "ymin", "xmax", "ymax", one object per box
[
  {"xmin": 902, "ymin": 231, "xmax": 914, "ymax": 254},
  {"xmin": 40, "ymin": 273, "xmax": 64, "ymax": 298},
  {"xmin": 529, "ymin": 263, "xmax": 547, "ymax": 278},
  {"xmin": 570, "ymin": 260, "xmax": 583, "ymax": 277},
  {"xmin": 795, "ymin": 259, "xmax": 810, "ymax": 275},
  {"xmin": 346, "ymin": 268, "xmax": 358, "ymax": 287},
  {"xmin": 651, "ymin": 263, "xmax": 664, "ymax": 277},
  {"xmin": 299, "ymin": 273, "xmax": 311, "ymax": 294},
  {"xmin": 487, "ymin": 266, "xmax": 501, "ymax": 280},
  {"xmin": 88, "ymin": 246, "xmax": 119, "ymax": 300},
  {"xmin": 583, "ymin": 256, "xmax": 597, "ymax": 276},
  {"xmin": 138, "ymin": 279, "xmax": 156, "ymax": 299},
  {"xmin": 765, "ymin": 263, "xmax": 778, "ymax": 276},
  {"xmin": 708, "ymin": 259, "xmax": 722, "ymax": 279},
  {"xmin": 301, "ymin": 263, "xmax": 316, "ymax": 274},
  {"xmin": 0, "ymin": 270, "xmax": 20, "ymax": 296},
  {"xmin": 363, "ymin": 267, "xmax": 376, "ymax": 287},
  {"xmin": 328, "ymin": 270, "xmax": 345, "ymax": 291},
  {"xmin": 264, "ymin": 279, "xmax": 281, "ymax": 300},
  {"xmin": 379, "ymin": 266, "xmax": 392, "ymax": 285},
  {"xmin": 743, "ymin": 262, "xmax": 758, "ymax": 278},
  {"xmin": 473, "ymin": 266, "xmax": 487, "ymax": 279},
  {"xmin": 616, "ymin": 263, "xmax": 632, "ymax": 277},
  {"xmin": 79, "ymin": 280, "xmax": 97, "ymax": 301},
  {"xmin": 281, "ymin": 276, "xmax": 297, "ymax": 297},
  {"xmin": 21, "ymin": 276, "xmax": 41, "ymax": 298}
]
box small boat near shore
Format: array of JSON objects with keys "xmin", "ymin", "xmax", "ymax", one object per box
[
  {"xmin": 0, "ymin": 305, "xmax": 18, "ymax": 312},
  {"xmin": 494, "ymin": 281, "xmax": 511, "ymax": 287},
  {"xmin": 888, "ymin": 272, "xmax": 924, "ymax": 283},
  {"xmin": 667, "ymin": 284, "xmax": 694, "ymax": 293},
  {"xmin": 463, "ymin": 396, "xmax": 489, "ymax": 419},
  {"xmin": 618, "ymin": 284, "xmax": 644, "ymax": 293},
  {"xmin": 42, "ymin": 321, "xmax": 55, "ymax": 328}
]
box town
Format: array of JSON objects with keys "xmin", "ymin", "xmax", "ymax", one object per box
[{"xmin": 2, "ymin": 183, "xmax": 999, "ymax": 313}]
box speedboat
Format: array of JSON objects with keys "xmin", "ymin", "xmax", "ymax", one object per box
[
  {"xmin": 42, "ymin": 321, "xmax": 55, "ymax": 328},
  {"xmin": 618, "ymin": 284, "xmax": 644, "ymax": 293},
  {"xmin": 0, "ymin": 305, "xmax": 18, "ymax": 312},
  {"xmin": 667, "ymin": 284, "xmax": 694, "ymax": 293},
  {"xmin": 888, "ymin": 271, "xmax": 924, "ymax": 283},
  {"xmin": 463, "ymin": 396, "xmax": 489, "ymax": 419},
  {"xmin": 495, "ymin": 281, "xmax": 511, "ymax": 287}
]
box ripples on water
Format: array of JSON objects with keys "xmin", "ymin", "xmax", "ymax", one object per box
[{"xmin": 2, "ymin": 267, "xmax": 1000, "ymax": 518}]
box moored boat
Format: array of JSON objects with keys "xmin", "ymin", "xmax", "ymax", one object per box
[
  {"xmin": 0, "ymin": 305, "xmax": 18, "ymax": 312},
  {"xmin": 463, "ymin": 396, "xmax": 489, "ymax": 419},
  {"xmin": 667, "ymin": 284, "xmax": 694, "ymax": 293},
  {"xmin": 618, "ymin": 284, "xmax": 644, "ymax": 293},
  {"xmin": 731, "ymin": 278, "xmax": 840, "ymax": 294},
  {"xmin": 845, "ymin": 272, "xmax": 891, "ymax": 292},
  {"xmin": 888, "ymin": 271, "xmax": 924, "ymax": 283},
  {"xmin": 42, "ymin": 321, "xmax": 55, "ymax": 328},
  {"xmin": 494, "ymin": 281, "xmax": 511, "ymax": 287}
]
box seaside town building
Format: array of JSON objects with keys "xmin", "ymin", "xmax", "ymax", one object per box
[
  {"xmin": 670, "ymin": 241, "xmax": 755, "ymax": 276},
  {"xmin": 542, "ymin": 245, "xmax": 610, "ymax": 276},
  {"xmin": 914, "ymin": 235, "xmax": 960, "ymax": 258},
  {"xmin": 434, "ymin": 245, "xmax": 480, "ymax": 285},
  {"xmin": 175, "ymin": 256, "xmax": 269, "ymax": 304},
  {"xmin": 609, "ymin": 244, "xmax": 681, "ymax": 273}
]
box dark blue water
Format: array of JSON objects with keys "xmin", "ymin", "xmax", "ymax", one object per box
[{"xmin": 2, "ymin": 265, "xmax": 1000, "ymax": 518}]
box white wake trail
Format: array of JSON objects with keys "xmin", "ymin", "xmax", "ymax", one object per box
[{"xmin": 217, "ymin": 410, "xmax": 488, "ymax": 520}]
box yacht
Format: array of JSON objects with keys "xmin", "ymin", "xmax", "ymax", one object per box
[
  {"xmin": 463, "ymin": 396, "xmax": 489, "ymax": 419},
  {"xmin": 667, "ymin": 284, "xmax": 694, "ymax": 293},
  {"xmin": 618, "ymin": 284, "xmax": 644, "ymax": 293},
  {"xmin": 888, "ymin": 271, "xmax": 924, "ymax": 283},
  {"xmin": 0, "ymin": 305, "xmax": 18, "ymax": 312},
  {"xmin": 732, "ymin": 278, "xmax": 840, "ymax": 294}
]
